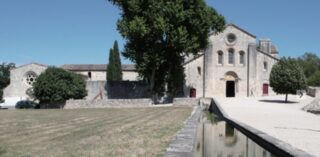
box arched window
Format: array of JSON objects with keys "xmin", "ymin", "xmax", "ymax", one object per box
[
  {"xmin": 88, "ymin": 71, "xmax": 92, "ymax": 79},
  {"xmin": 263, "ymin": 61, "xmax": 268, "ymax": 70},
  {"xmin": 228, "ymin": 48, "xmax": 234, "ymax": 64},
  {"xmin": 239, "ymin": 51, "xmax": 245, "ymax": 65},
  {"xmin": 218, "ymin": 51, "xmax": 223, "ymax": 64}
]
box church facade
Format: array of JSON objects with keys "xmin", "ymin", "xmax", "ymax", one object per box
[
  {"xmin": 3, "ymin": 24, "xmax": 279, "ymax": 102},
  {"xmin": 184, "ymin": 24, "xmax": 279, "ymax": 98}
]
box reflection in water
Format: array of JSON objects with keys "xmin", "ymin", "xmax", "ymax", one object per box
[{"xmin": 200, "ymin": 118, "xmax": 276, "ymax": 157}]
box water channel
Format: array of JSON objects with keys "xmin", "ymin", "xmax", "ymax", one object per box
[{"xmin": 196, "ymin": 112, "xmax": 277, "ymax": 157}]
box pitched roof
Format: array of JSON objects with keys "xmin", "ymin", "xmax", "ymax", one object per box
[
  {"xmin": 60, "ymin": 64, "xmax": 136, "ymax": 71},
  {"xmin": 13, "ymin": 62, "xmax": 47, "ymax": 70},
  {"xmin": 226, "ymin": 23, "xmax": 257, "ymax": 39}
]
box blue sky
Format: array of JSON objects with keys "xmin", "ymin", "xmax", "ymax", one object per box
[{"xmin": 0, "ymin": 0, "xmax": 319, "ymax": 66}]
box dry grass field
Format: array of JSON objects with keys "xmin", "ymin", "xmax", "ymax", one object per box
[{"xmin": 0, "ymin": 107, "xmax": 192, "ymax": 157}]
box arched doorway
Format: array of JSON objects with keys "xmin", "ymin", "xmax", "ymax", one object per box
[
  {"xmin": 189, "ymin": 88, "xmax": 196, "ymax": 98},
  {"xmin": 224, "ymin": 71, "xmax": 238, "ymax": 97}
]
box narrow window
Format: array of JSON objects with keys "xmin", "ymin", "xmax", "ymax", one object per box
[
  {"xmin": 218, "ymin": 51, "xmax": 223, "ymax": 64},
  {"xmin": 239, "ymin": 51, "xmax": 245, "ymax": 65},
  {"xmin": 88, "ymin": 71, "xmax": 92, "ymax": 79},
  {"xmin": 228, "ymin": 48, "xmax": 234, "ymax": 64},
  {"xmin": 263, "ymin": 62, "xmax": 268, "ymax": 70},
  {"xmin": 197, "ymin": 66, "xmax": 201, "ymax": 75}
]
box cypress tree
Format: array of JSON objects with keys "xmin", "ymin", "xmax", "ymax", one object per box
[
  {"xmin": 107, "ymin": 41, "xmax": 123, "ymax": 81},
  {"xmin": 113, "ymin": 40, "xmax": 122, "ymax": 80},
  {"xmin": 107, "ymin": 48, "xmax": 115, "ymax": 81}
]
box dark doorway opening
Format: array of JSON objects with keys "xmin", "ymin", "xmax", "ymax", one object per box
[
  {"xmin": 226, "ymin": 81, "xmax": 235, "ymax": 97},
  {"xmin": 190, "ymin": 88, "xmax": 196, "ymax": 98},
  {"xmin": 263, "ymin": 84, "xmax": 269, "ymax": 95}
]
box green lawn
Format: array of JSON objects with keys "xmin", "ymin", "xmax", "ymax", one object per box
[{"xmin": 0, "ymin": 107, "xmax": 192, "ymax": 157}]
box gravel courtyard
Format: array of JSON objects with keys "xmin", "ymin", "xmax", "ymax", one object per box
[{"xmin": 0, "ymin": 107, "xmax": 192, "ymax": 157}]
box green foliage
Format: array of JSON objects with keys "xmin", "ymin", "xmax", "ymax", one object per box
[
  {"xmin": 0, "ymin": 63, "xmax": 15, "ymax": 89},
  {"xmin": 108, "ymin": 0, "xmax": 225, "ymax": 99},
  {"xmin": 270, "ymin": 58, "xmax": 307, "ymax": 101},
  {"xmin": 0, "ymin": 89, "xmax": 3, "ymax": 103},
  {"xmin": 107, "ymin": 40, "xmax": 123, "ymax": 81},
  {"xmin": 297, "ymin": 52, "xmax": 320, "ymax": 78},
  {"xmin": 33, "ymin": 67, "xmax": 87, "ymax": 104},
  {"xmin": 307, "ymin": 70, "xmax": 320, "ymax": 86},
  {"xmin": 296, "ymin": 52, "xmax": 320, "ymax": 86}
]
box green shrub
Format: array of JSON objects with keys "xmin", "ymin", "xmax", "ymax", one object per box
[
  {"xmin": 0, "ymin": 89, "xmax": 3, "ymax": 103},
  {"xmin": 33, "ymin": 67, "xmax": 87, "ymax": 105},
  {"xmin": 307, "ymin": 70, "xmax": 320, "ymax": 86}
]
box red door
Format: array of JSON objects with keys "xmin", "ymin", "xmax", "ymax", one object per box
[
  {"xmin": 190, "ymin": 88, "xmax": 196, "ymax": 98},
  {"xmin": 263, "ymin": 84, "xmax": 269, "ymax": 95}
]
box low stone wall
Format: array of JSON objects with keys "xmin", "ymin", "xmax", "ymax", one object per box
[
  {"xmin": 165, "ymin": 106, "xmax": 203, "ymax": 156},
  {"xmin": 307, "ymin": 86, "xmax": 320, "ymax": 98},
  {"xmin": 173, "ymin": 98, "xmax": 199, "ymax": 106},
  {"xmin": 65, "ymin": 99, "xmax": 152, "ymax": 109}
]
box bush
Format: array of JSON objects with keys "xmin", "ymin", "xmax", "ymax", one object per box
[
  {"xmin": 0, "ymin": 89, "xmax": 3, "ymax": 103},
  {"xmin": 307, "ymin": 70, "xmax": 320, "ymax": 86},
  {"xmin": 33, "ymin": 67, "xmax": 87, "ymax": 105},
  {"xmin": 15, "ymin": 100, "xmax": 39, "ymax": 109}
]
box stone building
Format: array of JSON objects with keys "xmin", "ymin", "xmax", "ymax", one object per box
[
  {"xmin": 3, "ymin": 63, "xmax": 140, "ymax": 101},
  {"xmin": 2, "ymin": 24, "xmax": 279, "ymax": 103},
  {"xmin": 60, "ymin": 64, "xmax": 138, "ymax": 81},
  {"xmin": 183, "ymin": 24, "xmax": 279, "ymax": 98}
]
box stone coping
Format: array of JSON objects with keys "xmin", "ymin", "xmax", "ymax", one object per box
[
  {"xmin": 165, "ymin": 106, "xmax": 203, "ymax": 157},
  {"xmin": 212, "ymin": 98, "xmax": 314, "ymax": 157}
]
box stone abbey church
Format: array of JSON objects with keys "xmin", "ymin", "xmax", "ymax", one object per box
[{"xmin": 3, "ymin": 24, "xmax": 279, "ymax": 100}]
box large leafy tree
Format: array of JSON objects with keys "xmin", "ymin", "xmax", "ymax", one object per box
[
  {"xmin": 297, "ymin": 52, "xmax": 320, "ymax": 78},
  {"xmin": 107, "ymin": 40, "xmax": 123, "ymax": 81},
  {"xmin": 270, "ymin": 58, "xmax": 307, "ymax": 102},
  {"xmin": 0, "ymin": 89, "xmax": 3, "ymax": 103},
  {"xmin": 296, "ymin": 52, "xmax": 320, "ymax": 86},
  {"xmin": 108, "ymin": 0, "xmax": 225, "ymax": 101},
  {"xmin": 307, "ymin": 70, "xmax": 320, "ymax": 86},
  {"xmin": 33, "ymin": 67, "xmax": 87, "ymax": 105},
  {"xmin": 0, "ymin": 63, "xmax": 15, "ymax": 89},
  {"xmin": 0, "ymin": 63, "xmax": 15, "ymax": 102}
]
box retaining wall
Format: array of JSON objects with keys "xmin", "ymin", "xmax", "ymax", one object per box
[
  {"xmin": 307, "ymin": 86, "xmax": 320, "ymax": 98},
  {"xmin": 173, "ymin": 98, "xmax": 199, "ymax": 106},
  {"xmin": 65, "ymin": 99, "xmax": 152, "ymax": 109}
]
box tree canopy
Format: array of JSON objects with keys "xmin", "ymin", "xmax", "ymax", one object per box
[
  {"xmin": 33, "ymin": 67, "xmax": 87, "ymax": 105},
  {"xmin": 270, "ymin": 58, "xmax": 307, "ymax": 102},
  {"xmin": 108, "ymin": 0, "xmax": 225, "ymax": 101},
  {"xmin": 296, "ymin": 52, "xmax": 320, "ymax": 86},
  {"xmin": 0, "ymin": 89, "xmax": 3, "ymax": 103},
  {"xmin": 0, "ymin": 63, "xmax": 15, "ymax": 89},
  {"xmin": 0, "ymin": 62, "xmax": 15, "ymax": 103},
  {"xmin": 107, "ymin": 40, "xmax": 123, "ymax": 81}
]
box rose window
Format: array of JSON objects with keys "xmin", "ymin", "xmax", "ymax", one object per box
[{"xmin": 25, "ymin": 72, "xmax": 37, "ymax": 86}]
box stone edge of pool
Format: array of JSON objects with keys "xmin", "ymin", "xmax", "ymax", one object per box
[{"xmin": 212, "ymin": 98, "xmax": 315, "ymax": 157}]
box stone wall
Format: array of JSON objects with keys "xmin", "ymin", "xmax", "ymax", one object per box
[
  {"xmin": 65, "ymin": 99, "xmax": 152, "ymax": 109},
  {"xmin": 173, "ymin": 98, "xmax": 199, "ymax": 106},
  {"xmin": 106, "ymin": 81, "xmax": 150, "ymax": 99},
  {"xmin": 307, "ymin": 86, "xmax": 320, "ymax": 98},
  {"xmin": 184, "ymin": 55, "xmax": 204, "ymax": 98},
  {"xmin": 85, "ymin": 81, "xmax": 107, "ymax": 100}
]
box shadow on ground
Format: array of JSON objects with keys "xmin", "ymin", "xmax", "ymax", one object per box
[{"xmin": 258, "ymin": 100, "xmax": 299, "ymax": 104}]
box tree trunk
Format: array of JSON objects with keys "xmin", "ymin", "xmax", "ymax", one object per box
[
  {"xmin": 150, "ymin": 68, "xmax": 157, "ymax": 104},
  {"xmin": 285, "ymin": 94, "xmax": 288, "ymax": 103}
]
